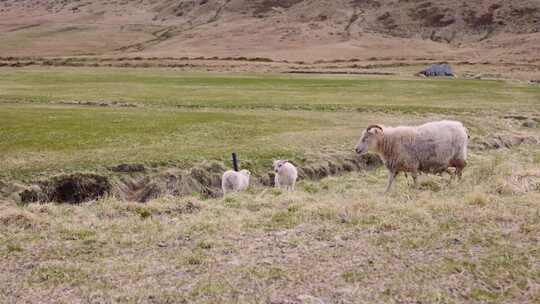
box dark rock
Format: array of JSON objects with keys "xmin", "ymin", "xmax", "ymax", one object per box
[{"xmin": 419, "ymin": 64, "xmax": 454, "ymax": 77}]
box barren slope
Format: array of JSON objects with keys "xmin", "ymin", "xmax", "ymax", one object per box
[{"xmin": 0, "ymin": 0, "xmax": 539, "ymax": 61}]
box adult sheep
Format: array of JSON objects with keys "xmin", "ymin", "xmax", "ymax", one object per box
[
  {"xmin": 355, "ymin": 120, "xmax": 468, "ymax": 193},
  {"xmin": 221, "ymin": 169, "xmax": 251, "ymax": 195}
]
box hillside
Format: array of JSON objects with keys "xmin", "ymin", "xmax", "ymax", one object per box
[{"xmin": 0, "ymin": 0, "xmax": 539, "ymax": 62}]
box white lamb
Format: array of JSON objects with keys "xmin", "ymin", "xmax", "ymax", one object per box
[
  {"xmin": 221, "ymin": 169, "xmax": 251, "ymax": 195},
  {"xmin": 273, "ymin": 160, "xmax": 298, "ymax": 191}
]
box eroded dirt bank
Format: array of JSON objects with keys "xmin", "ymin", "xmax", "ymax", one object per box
[
  {"xmin": 1, "ymin": 132, "xmax": 538, "ymax": 205},
  {"xmin": 10, "ymin": 153, "xmax": 381, "ymax": 204}
]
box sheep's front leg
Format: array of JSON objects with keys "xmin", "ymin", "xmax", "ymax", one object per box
[{"xmin": 385, "ymin": 171, "xmax": 398, "ymax": 193}]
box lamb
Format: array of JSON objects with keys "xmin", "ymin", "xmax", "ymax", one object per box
[
  {"xmin": 273, "ymin": 160, "xmax": 298, "ymax": 191},
  {"xmin": 355, "ymin": 120, "xmax": 468, "ymax": 193},
  {"xmin": 221, "ymin": 169, "xmax": 251, "ymax": 195}
]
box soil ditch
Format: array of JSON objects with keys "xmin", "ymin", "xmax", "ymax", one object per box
[
  {"xmin": 4, "ymin": 133, "xmax": 538, "ymax": 205},
  {"xmin": 12, "ymin": 154, "xmax": 381, "ymax": 204}
]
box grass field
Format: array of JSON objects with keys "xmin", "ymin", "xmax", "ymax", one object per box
[
  {"xmin": 1, "ymin": 67, "xmax": 539, "ymax": 111},
  {"xmin": 1, "ymin": 67, "xmax": 539, "ymax": 179},
  {"xmin": 1, "ymin": 67, "xmax": 539, "ymax": 303}
]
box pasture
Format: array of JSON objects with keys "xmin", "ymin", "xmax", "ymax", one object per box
[
  {"xmin": 1, "ymin": 67, "xmax": 539, "ymax": 179},
  {"xmin": 1, "ymin": 67, "xmax": 539, "ymax": 303}
]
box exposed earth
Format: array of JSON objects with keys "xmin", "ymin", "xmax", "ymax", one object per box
[{"xmin": 0, "ymin": 0, "xmax": 539, "ymax": 64}]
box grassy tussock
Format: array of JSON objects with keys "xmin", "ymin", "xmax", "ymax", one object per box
[{"xmin": 1, "ymin": 147, "xmax": 539, "ymax": 303}]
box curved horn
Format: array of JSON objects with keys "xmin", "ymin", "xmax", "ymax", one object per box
[{"xmin": 366, "ymin": 124, "xmax": 383, "ymax": 132}]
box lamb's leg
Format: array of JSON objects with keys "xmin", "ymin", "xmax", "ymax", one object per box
[
  {"xmin": 385, "ymin": 171, "xmax": 398, "ymax": 193},
  {"xmin": 411, "ymin": 171, "xmax": 418, "ymax": 187},
  {"xmin": 446, "ymin": 168, "xmax": 456, "ymax": 184}
]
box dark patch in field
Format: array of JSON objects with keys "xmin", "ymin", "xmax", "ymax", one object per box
[
  {"xmin": 409, "ymin": 3, "xmax": 454, "ymax": 28},
  {"xmin": 7, "ymin": 23, "xmax": 41, "ymax": 32},
  {"xmin": 350, "ymin": 0, "xmax": 381, "ymax": 9},
  {"xmin": 109, "ymin": 163, "xmax": 146, "ymax": 173},
  {"xmin": 21, "ymin": 173, "xmax": 111, "ymax": 204},
  {"xmin": 58, "ymin": 101, "xmax": 138, "ymax": 108},
  {"xmin": 285, "ymin": 70, "xmax": 396, "ymax": 75},
  {"xmin": 503, "ymin": 115, "xmax": 529, "ymax": 121},
  {"xmin": 464, "ymin": 10, "xmax": 495, "ymax": 29},
  {"xmin": 471, "ymin": 134, "xmax": 539, "ymax": 150},
  {"xmin": 253, "ymin": 0, "xmax": 304, "ymax": 16},
  {"xmin": 19, "ymin": 187, "xmax": 47, "ymax": 203},
  {"xmin": 114, "ymin": 161, "xmax": 226, "ymax": 203}
]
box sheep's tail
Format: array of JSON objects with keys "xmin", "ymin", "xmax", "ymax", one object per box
[{"xmin": 459, "ymin": 125, "xmax": 469, "ymax": 161}]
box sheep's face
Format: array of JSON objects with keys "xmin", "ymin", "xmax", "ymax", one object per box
[
  {"xmin": 355, "ymin": 126, "xmax": 383, "ymax": 154},
  {"xmin": 273, "ymin": 160, "xmax": 287, "ymax": 173}
]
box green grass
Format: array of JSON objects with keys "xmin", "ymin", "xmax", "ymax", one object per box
[
  {"xmin": 0, "ymin": 67, "xmax": 538, "ymax": 179},
  {"xmin": 1, "ymin": 67, "xmax": 539, "ymax": 111},
  {"xmin": 0, "ymin": 104, "xmax": 329, "ymax": 178}
]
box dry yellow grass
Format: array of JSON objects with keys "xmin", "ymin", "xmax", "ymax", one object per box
[{"xmin": 1, "ymin": 146, "xmax": 539, "ymax": 303}]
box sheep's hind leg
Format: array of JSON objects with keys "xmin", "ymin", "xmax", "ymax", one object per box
[
  {"xmin": 404, "ymin": 172, "xmax": 418, "ymax": 187},
  {"xmin": 455, "ymin": 160, "xmax": 466, "ymax": 180},
  {"xmin": 385, "ymin": 171, "xmax": 398, "ymax": 194},
  {"xmin": 450, "ymin": 159, "xmax": 466, "ymax": 181}
]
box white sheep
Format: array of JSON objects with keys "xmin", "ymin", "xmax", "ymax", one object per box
[
  {"xmin": 273, "ymin": 160, "xmax": 298, "ymax": 191},
  {"xmin": 221, "ymin": 169, "xmax": 251, "ymax": 195},
  {"xmin": 355, "ymin": 120, "xmax": 468, "ymax": 193}
]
